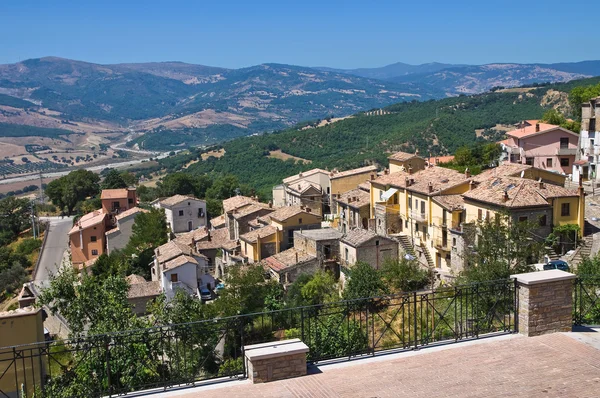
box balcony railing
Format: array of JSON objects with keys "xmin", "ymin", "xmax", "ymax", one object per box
[
  {"xmin": 434, "ymin": 237, "xmax": 450, "ymax": 251},
  {"xmin": 0, "ymin": 279, "xmax": 517, "ymax": 397},
  {"xmin": 556, "ymin": 147, "xmax": 577, "ymax": 156},
  {"xmin": 410, "ymin": 210, "xmax": 427, "ymax": 222}
]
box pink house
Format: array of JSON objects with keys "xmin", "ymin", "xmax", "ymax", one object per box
[{"xmin": 500, "ymin": 120, "xmax": 579, "ymax": 175}]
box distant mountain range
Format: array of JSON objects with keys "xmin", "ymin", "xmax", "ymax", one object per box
[{"xmin": 0, "ymin": 57, "xmax": 599, "ymax": 149}]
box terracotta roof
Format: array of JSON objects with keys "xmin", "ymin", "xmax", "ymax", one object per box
[
  {"xmin": 287, "ymin": 180, "xmax": 322, "ymax": 195},
  {"xmin": 463, "ymin": 177, "xmax": 579, "ymax": 208},
  {"xmin": 372, "ymin": 167, "xmax": 469, "ymax": 196},
  {"xmin": 358, "ymin": 181, "xmax": 371, "ymax": 192},
  {"xmin": 223, "ymin": 195, "xmax": 258, "ymax": 213},
  {"xmin": 232, "ymin": 203, "xmax": 273, "ymax": 219},
  {"xmin": 473, "ymin": 164, "xmax": 531, "ymax": 182},
  {"xmin": 159, "ymin": 194, "xmax": 204, "ymax": 207},
  {"xmin": 155, "ymin": 240, "xmax": 194, "ymax": 264},
  {"xmin": 101, "ymin": 189, "xmax": 129, "ymax": 200},
  {"xmin": 195, "ymin": 228, "xmax": 238, "ymax": 251},
  {"xmin": 296, "ymin": 228, "xmax": 343, "ymax": 241},
  {"xmin": 163, "ymin": 254, "xmax": 198, "ymax": 271},
  {"xmin": 172, "ymin": 228, "xmax": 209, "ymax": 247},
  {"xmin": 240, "ymin": 225, "xmax": 278, "ymax": 243},
  {"xmin": 263, "ymin": 248, "xmax": 316, "ymax": 272},
  {"xmin": 371, "ymin": 170, "xmax": 409, "ymax": 187},
  {"xmin": 69, "ymin": 210, "xmax": 107, "ymax": 235},
  {"xmin": 126, "ymin": 274, "xmax": 147, "ymax": 284},
  {"xmin": 268, "ymin": 206, "xmax": 321, "ymax": 223},
  {"xmin": 432, "ymin": 195, "xmax": 465, "ymax": 211},
  {"xmin": 115, "ymin": 206, "xmax": 148, "ymax": 220},
  {"xmin": 105, "ymin": 226, "xmax": 120, "ymax": 235},
  {"xmin": 127, "ymin": 281, "xmax": 161, "ymax": 299},
  {"xmin": 506, "ymin": 121, "xmax": 561, "ymax": 139},
  {"xmin": 335, "ymin": 188, "xmax": 370, "ymax": 209},
  {"xmin": 388, "ymin": 151, "xmax": 423, "ymax": 162},
  {"xmin": 342, "ymin": 229, "xmax": 393, "ymax": 247},
  {"xmin": 210, "ymin": 214, "xmax": 227, "ymax": 229},
  {"xmin": 330, "ymin": 165, "xmax": 377, "ymax": 180},
  {"xmin": 428, "ymin": 156, "xmax": 455, "ymax": 165},
  {"xmin": 282, "ymin": 168, "xmax": 329, "ymax": 184},
  {"xmin": 574, "ymin": 160, "xmax": 589, "ymax": 166}
]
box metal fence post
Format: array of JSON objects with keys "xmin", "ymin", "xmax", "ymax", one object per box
[{"xmin": 413, "ymin": 291, "xmax": 418, "ymax": 350}]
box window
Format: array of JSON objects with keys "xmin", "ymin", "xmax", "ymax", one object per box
[
  {"xmin": 452, "ymin": 238, "xmax": 457, "ymax": 247},
  {"xmin": 112, "ymin": 201, "xmax": 120, "ymax": 210},
  {"xmin": 198, "ymin": 208, "xmax": 204, "ymax": 218},
  {"xmin": 560, "ymin": 137, "xmax": 569, "ymax": 149},
  {"xmin": 518, "ymin": 216, "xmax": 528, "ymax": 223},
  {"xmin": 420, "ymin": 200, "xmax": 425, "ymax": 214},
  {"xmin": 178, "ymin": 210, "xmax": 184, "ymax": 216},
  {"xmin": 415, "ymin": 223, "xmax": 419, "ymax": 233},
  {"xmin": 525, "ymin": 157, "xmax": 534, "ymax": 166},
  {"xmin": 478, "ymin": 209, "xmax": 482, "ymax": 221},
  {"xmin": 560, "ymin": 158, "xmax": 569, "ymax": 167},
  {"xmin": 188, "ymin": 202, "xmax": 191, "ymax": 206},
  {"xmin": 128, "ymin": 198, "xmax": 133, "ymax": 204},
  {"xmin": 298, "ymin": 218, "xmax": 303, "ymax": 224},
  {"xmin": 539, "ymin": 214, "xmax": 547, "ymax": 227},
  {"xmin": 90, "ymin": 236, "xmax": 97, "ymax": 242},
  {"xmin": 375, "ymin": 240, "xmax": 380, "ymax": 246},
  {"xmin": 546, "ymin": 158, "xmax": 553, "ymax": 168},
  {"xmin": 495, "ymin": 213, "xmax": 501, "ymax": 225},
  {"xmin": 91, "ymin": 249, "xmax": 98, "ymax": 256},
  {"xmin": 171, "ymin": 273, "xmax": 178, "ymax": 283},
  {"xmin": 561, "ymin": 203, "xmax": 570, "ymax": 217},
  {"xmin": 486, "ymin": 211, "xmax": 490, "ymax": 220},
  {"xmin": 408, "ymin": 198, "xmax": 412, "ymax": 209},
  {"xmin": 345, "ymin": 247, "xmax": 349, "ymax": 261}
]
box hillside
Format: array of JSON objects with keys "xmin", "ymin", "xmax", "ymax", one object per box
[{"xmin": 178, "ymin": 77, "xmax": 600, "ymax": 198}]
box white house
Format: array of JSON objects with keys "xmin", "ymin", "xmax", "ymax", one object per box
[
  {"xmin": 154, "ymin": 194, "xmax": 207, "ymax": 234},
  {"xmin": 573, "ymin": 96, "xmax": 600, "ymax": 183}
]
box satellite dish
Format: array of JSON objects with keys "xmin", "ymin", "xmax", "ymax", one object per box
[{"xmin": 520, "ymin": 171, "xmax": 525, "ymax": 178}]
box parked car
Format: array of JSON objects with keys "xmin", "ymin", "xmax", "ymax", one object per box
[
  {"xmin": 200, "ymin": 288, "xmax": 213, "ymax": 301},
  {"xmin": 543, "ymin": 260, "xmax": 570, "ymax": 272}
]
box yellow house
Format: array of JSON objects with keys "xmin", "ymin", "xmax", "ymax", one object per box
[
  {"xmin": 388, "ymin": 151, "xmax": 427, "ymax": 174},
  {"xmin": 330, "ymin": 165, "xmax": 377, "ymax": 201},
  {"xmin": 0, "ymin": 307, "xmax": 46, "ymax": 397},
  {"xmin": 240, "ymin": 225, "xmax": 281, "ymax": 263}
]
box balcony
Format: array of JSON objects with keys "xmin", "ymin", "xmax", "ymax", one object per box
[
  {"xmin": 556, "ymin": 147, "xmax": 577, "ymax": 156},
  {"xmin": 410, "ymin": 210, "xmax": 427, "ymax": 223},
  {"xmin": 434, "ymin": 237, "xmax": 450, "ymax": 251},
  {"xmin": 449, "ymin": 221, "xmax": 463, "ymax": 233}
]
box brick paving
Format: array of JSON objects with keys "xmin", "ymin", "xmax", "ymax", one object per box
[{"xmin": 170, "ymin": 333, "xmax": 600, "ymax": 398}]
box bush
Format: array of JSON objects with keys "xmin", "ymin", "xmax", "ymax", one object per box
[{"xmin": 16, "ymin": 238, "xmax": 42, "ymax": 255}]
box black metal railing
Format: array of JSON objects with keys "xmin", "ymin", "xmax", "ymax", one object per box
[
  {"xmin": 0, "ymin": 278, "xmax": 517, "ymax": 397},
  {"xmin": 573, "ymin": 275, "xmax": 600, "ymax": 326}
]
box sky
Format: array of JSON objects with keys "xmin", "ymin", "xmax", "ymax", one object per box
[{"xmin": 1, "ymin": 0, "xmax": 597, "ymax": 69}]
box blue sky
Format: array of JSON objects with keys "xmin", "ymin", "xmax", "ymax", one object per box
[{"xmin": 1, "ymin": 0, "xmax": 596, "ymax": 68}]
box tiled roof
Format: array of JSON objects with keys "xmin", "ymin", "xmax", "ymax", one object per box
[
  {"xmin": 240, "ymin": 225, "xmax": 278, "ymax": 243},
  {"xmin": 506, "ymin": 121, "xmax": 561, "ymax": 139},
  {"xmin": 372, "ymin": 167, "xmax": 469, "ymax": 196},
  {"xmin": 388, "ymin": 151, "xmax": 423, "ymax": 162},
  {"xmin": 342, "ymin": 229, "xmax": 393, "ymax": 247},
  {"xmin": 159, "ymin": 194, "xmax": 203, "ymax": 207},
  {"xmin": 428, "ymin": 156, "xmax": 455, "ymax": 165},
  {"xmin": 472, "ymin": 163, "xmax": 531, "ymax": 182},
  {"xmin": 232, "ymin": 203, "xmax": 273, "ymax": 219},
  {"xmin": 268, "ymin": 206, "xmax": 321, "ymax": 222},
  {"xmin": 287, "ymin": 180, "xmax": 322, "ymax": 195},
  {"xmin": 195, "ymin": 228, "xmax": 238, "ymax": 251},
  {"xmin": 210, "ymin": 214, "xmax": 227, "ymax": 229},
  {"xmin": 126, "ymin": 274, "xmax": 147, "ymax": 284},
  {"xmin": 69, "ymin": 210, "xmax": 107, "ymax": 235},
  {"xmin": 127, "ymin": 281, "xmax": 161, "ymax": 299},
  {"xmin": 463, "ymin": 177, "xmax": 579, "ymax": 208},
  {"xmin": 335, "ymin": 188, "xmax": 370, "ymax": 209},
  {"xmin": 330, "ymin": 165, "xmax": 377, "ymax": 180},
  {"xmin": 173, "ymin": 228, "xmax": 209, "ymax": 247},
  {"xmin": 222, "ymin": 195, "xmax": 258, "ymax": 213},
  {"xmin": 115, "ymin": 206, "xmax": 148, "ymax": 220},
  {"xmin": 358, "ymin": 181, "xmax": 371, "ymax": 192},
  {"xmin": 163, "ymin": 255, "xmax": 198, "ymax": 271},
  {"xmin": 263, "ymin": 248, "xmax": 316, "ymax": 272},
  {"xmin": 101, "ymin": 188, "xmax": 129, "ymax": 199},
  {"xmin": 155, "ymin": 240, "xmax": 194, "ymax": 264},
  {"xmin": 296, "ymin": 228, "xmax": 343, "ymax": 241},
  {"xmin": 282, "ymin": 168, "xmax": 329, "ymax": 184},
  {"xmin": 432, "ymin": 195, "xmax": 465, "ymax": 211}
]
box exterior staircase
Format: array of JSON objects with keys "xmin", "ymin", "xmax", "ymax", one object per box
[
  {"xmin": 420, "ymin": 242, "xmax": 435, "ymax": 269},
  {"xmin": 397, "ymin": 234, "xmax": 416, "ymax": 257},
  {"xmin": 544, "ymin": 246, "xmax": 560, "ymax": 261},
  {"xmin": 571, "ymin": 235, "xmax": 593, "ymax": 268}
]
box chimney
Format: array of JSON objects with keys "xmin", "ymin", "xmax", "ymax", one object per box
[
  {"xmin": 469, "ymin": 181, "xmax": 476, "ymax": 191},
  {"xmin": 384, "ymin": 168, "xmax": 390, "ymax": 175},
  {"xmin": 538, "ymin": 178, "xmax": 545, "ymax": 189},
  {"xmin": 156, "ymin": 248, "xmax": 160, "ymax": 256},
  {"xmin": 405, "ymin": 176, "xmax": 410, "ymax": 187},
  {"xmin": 428, "ymin": 182, "xmax": 433, "ymax": 193},
  {"xmin": 465, "ymin": 168, "xmax": 471, "ymax": 178},
  {"xmin": 207, "ymin": 230, "xmax": 211, "ymax": 242},
  {"xmin": 298, "ymin": 184, "xmax": 302, "ymax": 190},
  {"xmin": 268, "ymin": 200, "xmax": 273, "ymax": 208},
  {"xmin": 503, "ymin": 191, "xmax": 509, "ymax": 202},
  {"xmin": 295, "ymin": 251, "xmax": 299, "ymax": 263},
  {"xmin": 415, "ymin": 149, "xmax": 419, "ymax": 156},
  {"xmin": 370, "ymin": 174, "xmax": 375, "ymax": 180},
  {"xmin": 299, "ymin": 172, "xmax": 303, "ymax": 177},
  {"xmin": 192, "ymin": 237, "xmax": 197, "ymax": 247},
  {"xmin": 408, "ymin": 166, "xmax": 413, "ymax": 175},
  {"xmin": 535, "ymin": 123, "xmax": 540, "ymax": 132},
  {"xmin": 306, "ymin": 207, "xmax": 311, "ymax": 213}
]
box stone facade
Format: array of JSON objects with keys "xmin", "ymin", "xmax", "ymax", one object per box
[
  {"xmin": 245, "ymin": 339, "xmax": 309, "ymax": 383},
  {"xmin": 511, "ymin": 270, "xmax": 576, "ymax": 337}
]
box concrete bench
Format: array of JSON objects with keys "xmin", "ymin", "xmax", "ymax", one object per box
[{"xmin": 244, "ymin": 339, "xmax": 309, "ymax": 383}]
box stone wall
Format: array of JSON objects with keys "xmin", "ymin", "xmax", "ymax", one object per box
[
  {"xmin": 247, "ymin": 352, "xmax": 307, "ymax": 383},
  {"xmin": 512, "ymin": 270, "xmax": 576, "ymax": 337}
]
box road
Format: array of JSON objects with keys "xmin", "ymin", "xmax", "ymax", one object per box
[{"xmin": 35, "ymin": 216, "xmax": 74, "ymax": 287}]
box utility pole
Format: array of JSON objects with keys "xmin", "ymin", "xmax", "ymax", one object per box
[
  {"xmin": 30, "ymin": 200, "xmax": 37, "ymax": 239},
  {"xmin": 38, "ymin": 171, "xmax": 44, "ymax": 204}
]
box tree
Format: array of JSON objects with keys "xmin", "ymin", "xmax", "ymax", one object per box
[
  {"xmin": 157, "ymin": 173, "xmax": 212, "ymax": 198},
  {"xmin": 215, "ymin": 264, "xmax": 275, "ymax": 316},
  {"xmin": 101, "ymin": 169, "xmax": 128, "ymax": 189},
  {"xmin": 46, "ymin": 170, "xmax": 100, "ymax": 215},
  {"xmin": 286, "ymin": 271, "xmax": 338, "ymax": 307},
  {"xmin": 0, "ymin": 196, "xmax": 31, "ymax": 238},
  {"xmin": 570, "ymin": 82, "xmax": 600, "ymax": 119},
  {"xmin": 459, "ymin": 216, "xmax": 541, "ymax": 284},
  {"xmin": 342, "ymin": 261, "xmax": 388, "ymax": 301},
  {"xmin": 124, "ymin": 208, "xmax": 169, "ymax": 277},
  {"xmin": 454, "ymin": 146, "xmax": 473, "ymax": 166},
  {"xmin": 381, "ymin": 258, "xmax": 430, "ymax": 293}
]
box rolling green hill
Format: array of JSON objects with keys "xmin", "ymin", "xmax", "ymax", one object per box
[{"xmin": 178, "ymin": 77, "xmax": 600, "ymax": 198}]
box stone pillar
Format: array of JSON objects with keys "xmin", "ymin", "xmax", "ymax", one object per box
[
  {"xmin": 244, "ymin": 339, "xmax": 309, "ymax": 383},
  {"xmin": 511, "ymin": 270, "xmax": 576, "ymax": 337}
]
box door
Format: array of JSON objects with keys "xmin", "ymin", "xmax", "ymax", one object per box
[{"xmin": 188, "ymin": 221, "xmax": 193, "ymax": 231}]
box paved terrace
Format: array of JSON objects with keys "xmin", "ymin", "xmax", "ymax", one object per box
[{"xmin": 154, "ymin": 329, "xmax": 600, "ymax": 398}]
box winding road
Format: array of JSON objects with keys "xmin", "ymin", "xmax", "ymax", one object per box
[{"xmin": 34, "ymin": 216, "xmax": 74, "ymax": 287}]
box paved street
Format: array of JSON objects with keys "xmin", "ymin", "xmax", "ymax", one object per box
[
  {"xmin": 164, "ymin": 332, "xmax": 600, "ymax": 398},
  {"xmin": 35, "ymin": 217, "xmax": 73, "ymax": 287}
]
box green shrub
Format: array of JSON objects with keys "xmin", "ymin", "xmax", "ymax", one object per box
[{"xmin": 16, "ymin": 238, "xmax": 42, "ymax": 255}]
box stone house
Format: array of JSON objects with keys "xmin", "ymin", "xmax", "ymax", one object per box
[
  {"xmin": 293, "ymin": 228, "xmax": 343, "ymax": 277},
  {"xmin": 263, "ymin": 248, "xmax": 319, "ymax": 287},
  {"xmin": 262, "ymin": 206, "xmax": 322, "ymax": 250},
  {"xmin": 153, "ymin": 194, "xmax": 207, "ymax": 234},
  {"xmin": 334, "ymin": 188, "xmax": 370, "ymax": 233},
  {"xmin": 106, "ymin": 207, "xmax": 148, "ymax": 254},
  {"xmin": 388, "ymin": 151, "xmax": 427, "ymax": 174},
  {"xmin": 126, "ymin": 274, "xmax": 161, "ymax": 315}
]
